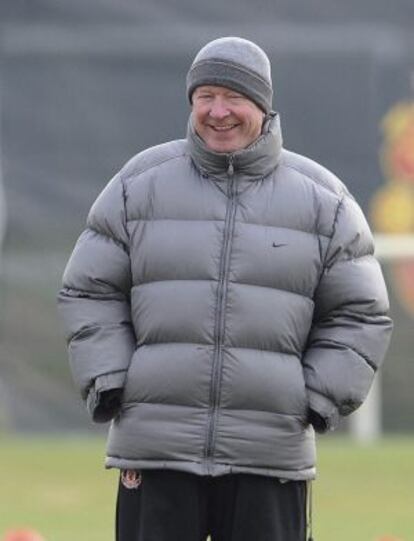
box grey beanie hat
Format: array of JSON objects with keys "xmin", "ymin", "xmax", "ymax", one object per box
[{"xmin": 186, "ymin": 37, "xmax": 273, "ymax": 113}]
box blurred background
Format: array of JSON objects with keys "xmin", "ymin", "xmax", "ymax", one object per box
[{"xmin": 0, "ymin": 1, "xmax": 413, "ymax": 540}]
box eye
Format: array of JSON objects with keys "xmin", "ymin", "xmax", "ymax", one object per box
[
  {"xmin": 195, "ymin": 92, "xmax": 213, "ymax": 101},
  {"xmin": 228, "ymin": 93, "xmax": 246, "ymax": 103}
]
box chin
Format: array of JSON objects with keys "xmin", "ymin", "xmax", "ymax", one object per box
[{"xmin": 207, "ymin": 139, "xmax": 240, "ymax": 153}]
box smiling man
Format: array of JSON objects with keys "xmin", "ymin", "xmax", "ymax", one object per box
[
  {"xmin": 191, "ymin": 85, "xmax": 265, "ymax": 152},
  {"xmin": 58, "ymin": 37, "xmax": 392, "ymax": 541}
]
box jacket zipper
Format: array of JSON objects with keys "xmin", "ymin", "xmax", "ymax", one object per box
[{"xmin": 205, "ymin": 156, "xmax": 237, "ymax": 469}]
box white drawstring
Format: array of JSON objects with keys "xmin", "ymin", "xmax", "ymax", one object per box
[{"xmin": 307, "ymin": 480, "xmax": 314, "ymax": 541}]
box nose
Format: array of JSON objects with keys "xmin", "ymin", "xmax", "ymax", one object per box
[{"xmin": 209, "ymin": 97, "xmax": 230, "ymax": 120}]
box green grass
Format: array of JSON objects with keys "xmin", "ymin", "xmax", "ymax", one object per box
[
  {"xmin": 0, "ymin": 435, "xmax": 413, "ymax": 541},
  {"xmin": 0, "ymin": 436, "xmax": 118, "ymax": 541},
  {"xmin": 315, "ymin": 436, "xmax": 414, "ymax": 541}
]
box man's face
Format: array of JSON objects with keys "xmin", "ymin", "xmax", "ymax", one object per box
[{"xmin": 192, "ymin": 85, "xmax": 265, "ymax": 153}]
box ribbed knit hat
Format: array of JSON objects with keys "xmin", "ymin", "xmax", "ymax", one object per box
[{"xmin": 186, "ymin": 37, "xmax": 273, "ymax": 114}]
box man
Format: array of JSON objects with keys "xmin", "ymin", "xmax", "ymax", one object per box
[{"xmin": 58, "ymin": 37, "xmax": 392, "ymax": 541}]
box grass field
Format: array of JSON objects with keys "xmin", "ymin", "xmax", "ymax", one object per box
[{"xmin": 0, "ymin": 435, "xmax": 413, "ymax": 541}]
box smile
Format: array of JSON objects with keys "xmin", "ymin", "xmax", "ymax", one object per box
[{"xmin": 209, "ymin": 124, "xmax": 238, "ymax": 132}]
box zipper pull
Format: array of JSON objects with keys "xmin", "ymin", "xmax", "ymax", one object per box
[{"xmin": 227, "ymin": 157, "xmax": 234, "ymax": 176}]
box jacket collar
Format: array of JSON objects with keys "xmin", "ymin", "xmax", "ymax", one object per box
[{"xmin": 187, "ymin": 111, "xmax": 283, "ymax": 182}]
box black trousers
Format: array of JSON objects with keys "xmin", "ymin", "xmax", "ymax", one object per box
[{"xmin": 116, "ymin": 469, "xmax": 307, "ymax": 541}]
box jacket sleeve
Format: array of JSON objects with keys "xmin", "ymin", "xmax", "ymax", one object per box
[
  {"xmin": 57, "ymin": 173, "xmax": 136, "ymax": 406},
  {"xmin": 302, "ymin": 194, "xmax": 393, "ymax": 431}
]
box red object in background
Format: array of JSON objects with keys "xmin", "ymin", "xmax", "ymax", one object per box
[
  {"xmin": 376, "ymin": 537, "xmax": 405, "ymax": 541},
  {"xmin": 2, "ymin": 530, "xmax": 46, "ymax": 541}
]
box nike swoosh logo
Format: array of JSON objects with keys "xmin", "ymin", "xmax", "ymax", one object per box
[{"xmin": 272, "ymin": 242, "xmax": 288, "ymax": 248}]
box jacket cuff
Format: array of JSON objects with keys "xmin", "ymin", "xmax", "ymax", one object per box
[
  {"xmin": 86, "ymin": 370, "xmax": 127, "ymax": 423},
  {"xmin": 94, "ymin": 370, "xmax": 127, "ymax": 393},
  {"xmin": 307, "ymin": 389, "xmax": 340, "ymax": 432}
]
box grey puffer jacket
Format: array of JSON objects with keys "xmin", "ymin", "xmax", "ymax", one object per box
[{"xmin": 58, "ymin": 113, "xmax": 392, "ymax": 480}]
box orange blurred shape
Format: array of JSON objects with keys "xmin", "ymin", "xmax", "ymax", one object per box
[
  {"xmin": 2, "ymin": 530, "xmax": 46, "ymax": 541},
  {"xmin": 375, "ymin": 537, "xmax": 404, "ymax": 541}
]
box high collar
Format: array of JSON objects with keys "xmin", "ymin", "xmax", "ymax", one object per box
[{"xmin": 187, "ymin": 111, "xmax": 283, "ymax": 182}]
